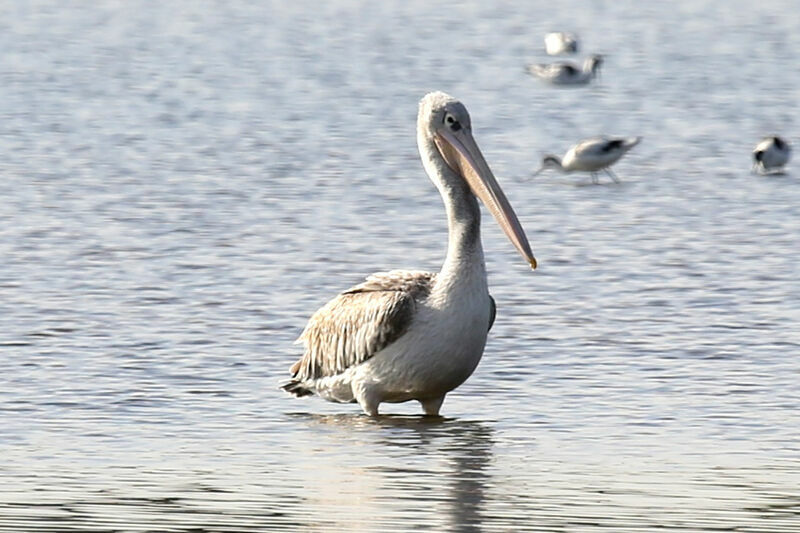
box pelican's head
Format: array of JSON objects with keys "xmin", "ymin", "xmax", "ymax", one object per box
[
  {"xmin": 417, "ymin": 92, "xmax": 537, "ymax": 269},
  {"xmin": 417, "ymin": 91, "xmax": 471, "ymax": 142}
]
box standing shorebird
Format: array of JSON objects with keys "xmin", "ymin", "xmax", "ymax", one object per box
[
  {"xmin": 527, "ymin": 55, "xmax": 603, "ymax": 86},
  {"xmin": 753, "ymin": 136, "xmax": 791, "ymax": 174},
  {"xmin": 544, "ymin": 32, "xmax": 579, "ymax": 55},
  {"xmin": 282, "ymin": 92, "xmax": 537, "ymax": 417},
  {"xmin": 533, "ymin": 136, "xmax": 641, "ymax": 184}
]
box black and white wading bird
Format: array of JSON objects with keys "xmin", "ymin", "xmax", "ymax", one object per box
[
  {"xmin": 533, "ymin": 136, "xmax": 641, "ymax": 184},
  {"xmin": 282, "ymin": 92, "xmax": 537, "ymax": 417},
  {"xmin": 527, "ymin": 55, "xmax": 603, "ymax": 86},
  {"xmin": 753, "ymin": 136, "xmax": 791, "ymax": 174},
  {"xmin": 544, "ymin": 32, "xmax": 579, "ymax": 55}
]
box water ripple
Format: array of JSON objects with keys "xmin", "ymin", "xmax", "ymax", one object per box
[{"xmin": 1, "ymin": 0, "xmax": 800, "ymax": 530}]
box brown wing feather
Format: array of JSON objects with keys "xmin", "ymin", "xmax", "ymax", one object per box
[{"xmin": 289, "ymin": 271, "xmax": 435, "ymax": 382}]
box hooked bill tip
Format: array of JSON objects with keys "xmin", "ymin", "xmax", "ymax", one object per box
[{"xmin": 529, "ymin": 257, "xmax": 538, "ymax": 270}]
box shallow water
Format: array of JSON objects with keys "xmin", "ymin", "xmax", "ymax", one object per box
[{"xmin": 1, "ymin": 0, "xmax": 799, "ymax": 531}]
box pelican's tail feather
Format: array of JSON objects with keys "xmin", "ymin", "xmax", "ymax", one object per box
[{"xmin": 281, "ymin": 380, "xmax": 314, "ymax": 397}]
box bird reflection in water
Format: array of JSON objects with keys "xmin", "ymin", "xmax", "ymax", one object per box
[{"xmin": 286, "ymin": 413, "xmax": 495, "ymax": 531}]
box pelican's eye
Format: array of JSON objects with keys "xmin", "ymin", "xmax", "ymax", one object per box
[{"xmin": 444, "ymin": 113, "xmax": 462, "ymax": 132}]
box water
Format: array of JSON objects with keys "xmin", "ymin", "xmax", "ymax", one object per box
[{"xmin": 1, "ymin": 0, "xmax": 799, "ymax": 531}]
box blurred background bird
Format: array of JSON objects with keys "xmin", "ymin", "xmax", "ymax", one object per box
[
  {"xmin": 533, "ymin": 136, "xmax": 641, "ymax": 183},
  {"xmin": 527, "ymin": 54, "xmax": 603, "ymax": 85},
  {"xmin": 544, "ymin": 31, "xmax": 579, "ymax": 55},
  {"xmin": 753, "ymin": 136, "xmax": 791, "ymax": 174}
]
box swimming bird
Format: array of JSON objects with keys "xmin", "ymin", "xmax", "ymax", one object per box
[
  {"xmin": 544, "ymin": 32, "xmax": 578, "ymax": 55},
  {"xmin": 282, "ymin": 92, "xmax": 537, "ymax": 417},
  {"xmin": 533, "ymin": 136, "xmax": 641, "ymax": 184},
  {"xmin": 753, "ymin": 136, "xmax": 791, "ymax": 174},
  {"xmin": 527, "ymin": 55, "xmax": 602, "ymax": 86}
]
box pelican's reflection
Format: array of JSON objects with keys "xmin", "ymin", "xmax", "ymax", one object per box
[{"xmin": 289, "ymin": 412, "xmax": 494, "ymax": 531}]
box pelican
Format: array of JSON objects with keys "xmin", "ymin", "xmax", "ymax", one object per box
[
  {"xmin": 282, "ymin": 92, "xmax": 537, "ymax": 417},
  {"xmin": 527, "ymin": 55, "xmax": 603, "ymax": 86},
  {"xmin": 533, "ymin": 136, "xmax": 641, "ymax": 184},
  {"xmin": 544, "ymin": 32, "xmax": 579, "ymax": 55},
  {"xmin": 753, "ymin": 136, "xmax": 791, "ymax": 174}
]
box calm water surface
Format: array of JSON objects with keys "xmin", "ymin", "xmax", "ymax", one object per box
[{"xmin": 1, "ymin": 1, "xmax": 799, "ymax": 531}]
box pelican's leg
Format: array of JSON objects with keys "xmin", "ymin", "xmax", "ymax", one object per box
[
  {"xmin": 604, "ymin": 168, "xmax": 621, "ymax": 183},
  {"xmin": 352, "ymin": 380, "xmax": 381, "ymax": 416},
  {"xmin": 419, "ymin": 395, "xmax": 446, "ymax": 416},
  {"xmin": 356, "ymin": 396, "xmax": 380, "ymax": 416}
]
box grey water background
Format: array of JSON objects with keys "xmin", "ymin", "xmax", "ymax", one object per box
[{"xmin": 1, "ymin": 0, "xmax": 799, "ymax": 531}]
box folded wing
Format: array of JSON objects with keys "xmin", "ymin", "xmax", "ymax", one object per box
[{"xmin": 288, "ymin": 271, "xmax": 436, "ymax": 382}]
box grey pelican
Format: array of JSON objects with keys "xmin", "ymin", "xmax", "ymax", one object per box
[
  {"xmin": 533, "ymin": 136, "xmax": 641, "ymax": 184},
  {"xmin": 527, "ymin": 55, "xmax": 603, "ymax": 86},
  {"xmin": 753, "ymin": 136, "xmax": 791, "ymax": 174},
  {"xmin": 282, "ymin": 92, "xmax": 537, "ymax": 416},
  {"xmin": 544, "ymin": 32, "xmax": 579, "ymax": 55}
]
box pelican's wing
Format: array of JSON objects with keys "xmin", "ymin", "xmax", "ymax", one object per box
[{"xmin": 288, "ymin": 270, "xmax": 435, "ymax": 382}]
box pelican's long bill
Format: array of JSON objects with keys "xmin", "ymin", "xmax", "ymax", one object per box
[{"xmin": 435, "ymin": 128, "xmax": 537, "ymax": 269}]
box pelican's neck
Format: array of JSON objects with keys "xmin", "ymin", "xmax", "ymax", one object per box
[
  {"xmin": 418, "ymin": 134, "xmax": 487, "ymax": 287},
  {"xmin": 440, "ymin": 178, "xmax": 485, "ymax": 279}
]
